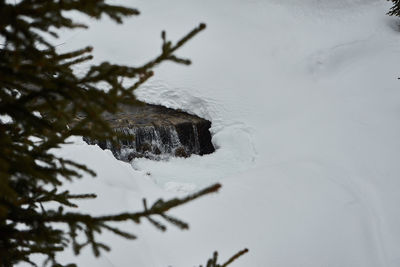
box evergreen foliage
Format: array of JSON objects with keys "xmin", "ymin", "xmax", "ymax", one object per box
[
  {"xmin": 388, "ymin": 0, "xmax": 400, "ymax": 17},
  {"xmin": 0, "ymin": 1, "xmax": 248, "ymax": 266},
  {"xmin": 200, "ymin": 249, "xmax": 249, "ymax": 267}
]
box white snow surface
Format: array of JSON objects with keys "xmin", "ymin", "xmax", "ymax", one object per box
[{"xmin": 36, "ymin": 0, "xmax": 400, "ymax": 266}]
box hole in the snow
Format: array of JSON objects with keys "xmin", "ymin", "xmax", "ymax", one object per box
[{"xmin": 83, "ymin": 103, "xmax": 215, "ymax": 162}]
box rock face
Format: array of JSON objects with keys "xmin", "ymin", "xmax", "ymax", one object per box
[{"xmin": 83, "ymin": 104, "xmax": 215, "ymax": 161}]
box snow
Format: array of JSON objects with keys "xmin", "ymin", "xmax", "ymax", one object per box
[{"xmin": 29, "ymin": 0, "xmax": 400, "ymax": 266}]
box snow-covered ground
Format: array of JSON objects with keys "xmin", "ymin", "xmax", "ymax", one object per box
[{"xmin": 46, "ymin": 0, "xmax": 400, "ymax": 266}]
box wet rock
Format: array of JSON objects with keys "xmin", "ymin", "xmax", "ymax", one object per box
[
  {"xmin": 153, "ymin": 147, "xmax": 162, "ymax": 155},
  {"xmin": 83, "ymin": 103, "xmax": 215, "ymax": 161},
  {"xmin": 138, "ymin": 143, "xmax": 152, "ymax": 153},
  {"xmin": 174, "ymin": 147, "xmax": 188, "ymax": 158}
]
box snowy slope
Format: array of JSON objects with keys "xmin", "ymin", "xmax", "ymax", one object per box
[{"xmin": 44, "ymin": 0, "xmax": 400, "ymax": 266}]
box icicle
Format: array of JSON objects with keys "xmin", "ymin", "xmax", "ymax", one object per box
[{"xmin": 169, "ymin": 126, "xmax": 182, "ymax": 148}]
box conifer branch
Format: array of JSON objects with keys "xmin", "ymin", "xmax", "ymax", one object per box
[
  {"xmin": 200, "ymin": 248, "xmax": 249, "ymax": 267},
  {"xmin": 0, "ymin": 1, "xmax": 229, "ymax": 266}
]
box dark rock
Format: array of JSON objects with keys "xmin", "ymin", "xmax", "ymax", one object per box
[
  {"xmin": 174, "ymin": 147, "xmax": 188, "ymax": 158},
  {"xmin": 153, "ymin": 147, "xmax": 162, "ymax": 155},
  {"xmin": 83, "ymin": 103, "xmax": 215, "ymax": 161},
  {"xmin": 138, "ymin": 143, "xmax": 152, "ymax": 153}
]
